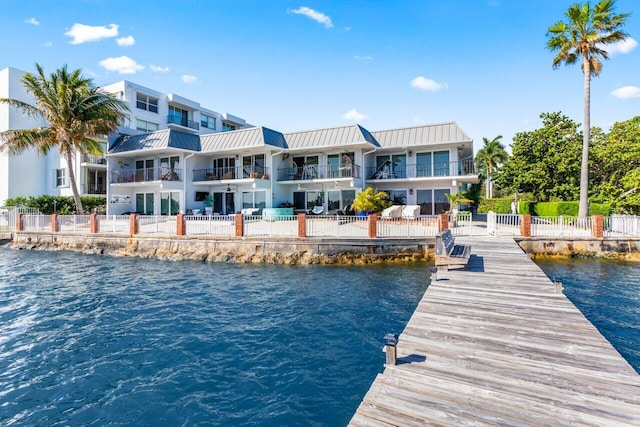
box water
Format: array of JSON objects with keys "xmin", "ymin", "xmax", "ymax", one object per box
[
  {"xmin": 0, "ymin": 249, "xmax": 429, "ymax": 426},
  {"xmin": 536, "ymin": 258, "xmax": 640, "ymax": 373}
]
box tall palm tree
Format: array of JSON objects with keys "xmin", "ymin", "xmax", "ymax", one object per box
[
  {"xmin": 547, "ymin": 0, "xmax": 629, "ymax": 217},
  {"xmin": 0, "ymin": 64, "xmax": 128, "ymax": 214},
  {"xmin": 475, "ymin": 135, "xmax": 508, "ymax": 199}
]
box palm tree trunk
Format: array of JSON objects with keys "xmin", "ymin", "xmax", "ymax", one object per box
[
  {"xmin": 579, "ymin": 56, "xmax": 590, "ymax": 218},
  {"xmin": 64, "ymin": 150, "xmax": 84, "ymax": 214}
]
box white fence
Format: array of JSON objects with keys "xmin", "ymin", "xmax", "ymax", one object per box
[
  {"xmin": 308, "ymin": 215, "xmax": 370, "ymax": 238},
  {"xmin": 22, "ymin": 214, "xmax": 51, "ymax": 231},
  {"xmin": 0, "ymin": 206, "xmax": 39, "ymax": 231},
  {"xmin": 605, "ymin": 215, "xmax": 640, "ymax": 237},
  {"xmin": 377, "ymin": 216, "xmax": 438, "ymax": 238},
  {"xmin": 137, "ymin": 215, "xmax": 177, "ymax": 235},
  {"xmin": 96, "ymin": 215, "xmax": 130, "ymax": 234},
  {"xmin": 487, "ymin": 212, "xmax": 521, "ymax": 236},
  {"xmin": 57, "ymin": 215, "xmax": 92, "ymax": 232},
  {"xmin": 244, "ymin": 215, "xmax": 298, "ymax": 237},
  {"xmin": 185, "ymin": 215, "xmax": 235, "ymax": 236},
  {"xmin": 449, "ymin": 212, "xmax": 473, "ymax": 236},
  {"xmin": 531, "ymin": 215, "xmax": 593, "ymax": 237}
]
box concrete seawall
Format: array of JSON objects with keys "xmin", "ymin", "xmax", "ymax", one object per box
[
  {"xmin": 516, "ymin": 237, "xmax": 640, "ymax": 261},
  {"xmin": 10, "ymin": 232, "xmax": 433, "ymax": 265}
]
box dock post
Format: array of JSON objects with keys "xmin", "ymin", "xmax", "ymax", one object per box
[
  {"xmin": 129, "ymin": 213, "xmax": 138, "ymax": 235},
  {"xmin": 235, "ymin": 213, "xmax": 244, "ymax": 237},
  {"xmin": 368, "ymin": 213, "xmax": 378, "ymax": 238},
  {"xmin": 298, "ymin": 213, "xmax": 306, "ymax": 238},
  {"xmin": 430, "ymin": 267, "xmax": 438, "ymax": 281},
  {"xmin": 51, "ymin": 214, "xmax": 58, "ymax": 232},
  {"xmin": 384, "ymin": 333, "xmax": 399, "ymax": 365}
]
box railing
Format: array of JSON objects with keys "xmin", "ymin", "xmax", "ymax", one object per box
[
  {"xmin": 137, "ymin": 216, "xmax": 177, "ymax": 235},
  {"xmin": 82, "ymin": 154, "xmax": 107, "ymax": 165},
  {"xmin": 377, "ymin": 216, "xmax": 439, "ymax": 238},
  {"xmin": 244, "ymin": 215, "xmax": 298, "ymax": 237},
  {"xmin": 57, "ymin": 215, "xmax": 91, "ymax": 232},
  {"xmin": 193, "ymin": 166, "xmax": 270, "ymax": 181},
  {"xmin": 449, "ymin": 211, "xmax": 473, "ymax": 236},
  {"xmin": 307, "ymin": 215, "xmax": 369, "ymax": 238},
  {"xmin": 111, "ymin": 167, "xmax": 182, "ymax": 183},
  {"xmin": 22, "ymin": 214, "xmax": 51, "ymax": 231},
  {"xmin": 167, "ymin": 114, "xmax": 199, "ymax": 130},
  {"xmin": 0, "ymin": 206, "xmax": 39, "ymax": 231},
  {"xmin": 605, "ymin": 215, "xmax": 640, "ymax": 237},
  {"xmin": 277, "ymin": 164, "xmax": 361, "ymax": 181},
  {"xmin": 487, "ymin": 212, "xmax": 521, "ymax": 236},
  {"xmin": 82, "ymin": 183, "xmax": 107, "ymax": 195},
  {"xmin": 185, "ymin": 215, "xmax": 235, "ymax": 236},
  {"xmin": 366, "ymin": 160, "xmax": 476, "ymax": 180},
  {"xmin": 96, "ymin": 215, "xmax": 130, "ymax": 234},
  {"xmin": 531, "ymin": 216, "xmax": 593, "ymax": 237}
]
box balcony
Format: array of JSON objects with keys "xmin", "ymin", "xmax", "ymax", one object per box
[
  {"xmin": 366, "ymin": 160, "xmax": 477, "ymax": 180},
  {"xmin": 277, "ymin": 164, "xmax": 361, "ymax": 182},
  {"xmin": 82, "ymin": 183, "xmax": 107, "ymax": 195},
  {"xmin": 82, "ymin": 154, "xmax": 107, "ymax": 165},
  {"xmin": 111, "ymin": 167, "xmax": 182, "ymax": 184},
  {"xmin": 167, "ymin": 114, "xmax": 200, "ymax": 130},
  {"xmin": 193, "ymin": 166, "xmax": 270, "ymax": 182}
]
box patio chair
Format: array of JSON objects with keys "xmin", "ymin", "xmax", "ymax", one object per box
[
  {"xmin": 381, "ymin": 205, "xmax": 403, "ymax": 219},
  {"xmin": 402, "ymin": 205, "xmax": 421, "ymax": 219},
  {"xmin": 311, "ymin": 205, "xmax": 324, "ymax": 215}
]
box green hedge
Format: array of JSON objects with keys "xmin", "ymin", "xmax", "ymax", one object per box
[
  {"xmin": 518, "ymin": 201, "xmax": 534, "ymax": 215},
  {"xmin": 533, "ymin": 201, "xmax": 611, "ymax": 216},
  {"xmin": 4, "ymin": 195, "xmax": 106, "ymax": 214},
  {"xmin": 478, "ymin": 198, "xmax": 512, "ymax": 214}
]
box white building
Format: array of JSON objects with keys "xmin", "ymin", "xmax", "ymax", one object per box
[
  {"xmin": 0, "ymin": 67, "xmax": 250, "ymax": 206},
  {"xmin": 106, "ymin": 122, "xmax": 478, "ymax": 216}
]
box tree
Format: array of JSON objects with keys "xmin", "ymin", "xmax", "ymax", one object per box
[
  {"xmin": 475, "ymin": 135, "xmax": 508, "ymax": 199},
  {"xmin": 494, "ymin": 112, "xmax": 582, "ymax": 202},
  {"xmin": 445, "ymin": 191, "xmax": 474, "ymax": 214},
  {"xmin": 350, "ymin": 187, "xmax": 392, "ymax": 214},
  {"xmin": 547, "ymin": 0, "xmax": 629, "ymax": 217},
  {"xmin": 0, "ymin": 64, "xmax": 128, "ymax": 214}
]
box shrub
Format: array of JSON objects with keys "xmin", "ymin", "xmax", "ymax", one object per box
[
  {"xmin": 3, "ymin": 195, "xmax": 106, "ymax": 214},
  {"xmin": 533, "ymin": 201, "xmax": 611, "ymax": 216},
  {"xmin": 478, "ymin": 198, "xmax": 511, "ymax": 213},
  {"xmin": 518, "ymin": 201, "xmax": 534, "ymax": 215}
]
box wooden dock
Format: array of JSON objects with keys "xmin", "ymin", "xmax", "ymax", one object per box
[{"xmin": 350, "ymin": 236, "xmax": 640, "ymax": 426}]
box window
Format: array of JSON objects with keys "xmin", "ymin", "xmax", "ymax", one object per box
[
  {"xmin": 168, "ymin": 106, "xmax": 189, "ymax": 127},
  {"xmin": 136, "ymin": 119, "xmax": 159, "ymax": 132},
  {"xmin": 242, "ymin": 191, "xmax": 266, "ymax": 210},
  {"xmin": 201, "ymin": 114, "xmax": 217, "ymax": 129},
  {"xmin": 55, "ymin": 168, "xmax": 67, "ymax": 187},
  {"xmin": 387, "ymin": 190, "xmax": 407, "ymax": 205},
  {"xmin": 375, "ymin": 154, "xmax": 407, "ymax": 178},
  {"xmin": 327, "ymin": 189, "xmax": 355, "ymax": 212},
  {"xmin": 222, "ymin": 123, "xmax": 237, "ymax": 131},
  {"xmin": 136, "ymin": 93, "xmax": 159, "ymax": 113},
  {"xmin": 243, "ymin": 154, "xmax": 265, "ymax": 177},
  {"xmin": 160, "ymin": 192, "xmax": 180, "ymax": 215},
  {"xmin": 136, "ymin": 193, "xmax": 155, "ymax": 215}
]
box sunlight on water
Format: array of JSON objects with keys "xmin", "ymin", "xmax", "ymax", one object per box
[{"xmin": 0, "ymin": 249, "xmax": 429, "ymax": 426}]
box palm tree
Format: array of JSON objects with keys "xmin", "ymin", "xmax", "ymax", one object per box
[
  {"xmin": 547, "ymin": 0, "xmax": 629, "ymax": 217},
  {"xmin": 475, "ymin": 135, "xmax": 508, "ymax": 199},
  {"xmin": 445, "ymin": 191, "xmax": 474, "ymax": 215},
  {"xmin": 0, "ymin": 64, "xmax": 128, "ymax": 214},
  {"xmin": 350, "ymin": 187, "xmax": 392, "ymax": 214}
]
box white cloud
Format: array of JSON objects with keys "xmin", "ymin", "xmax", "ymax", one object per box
[
  {"xmin": 605, "ymin": 37, "xmax": 638, "ymax": 55},
  {"xmin": 99, "ymin": 56, "xmax": 143, "ymax": 74},
  {"xmin": 411, "ymin": 76, "xmax": 448, "ymax": 91},
  {"xmin": 354, "ymin": 55, "xmax": 373, "ymax": 60},
  {"xmin": 65, "ymin": 23, "xmax": 118, "ymax": 44},
  {"xmin": 116, "ymin": 35, "xmax": 135, "ymax": 46},
  {"xmin": 42, "ymin": 41, "xmax": 52, "ymax": 47},
  {"xmin": 25, "ymin": 17, "xmax": 39, "ymax": 26},
  {"xmin": 150, "ymin": 64, "xmax": 169, "ymax": 73},
  {"xmin": 342, "ymin": 109, "xmax": 368, "ymax": 121},
  {"xmin": 611, "ymin": 86, "xmax": 640, "ymax": 99},
  {"xmin": 182, "ymin": 74, "xmax": 198, "ymax": 84},
  {"xmin": 290, "ymin": 7, "xmax": 333, "ymax": 28}
]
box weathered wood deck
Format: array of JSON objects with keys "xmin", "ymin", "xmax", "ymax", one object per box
[{"xmin": 351, "ymin": 236, "xmax": 640, "ymax": 426}]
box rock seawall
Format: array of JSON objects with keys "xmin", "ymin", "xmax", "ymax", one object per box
[
  {"xmin": 516, "ymin": 237, "xmax": 640, "ymax": 261},
  {"xmin": 10, "ymin": 232, "xmax": 434, "ymax": 265}
]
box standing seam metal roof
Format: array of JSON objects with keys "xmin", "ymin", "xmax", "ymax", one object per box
[
  {"xmin": 284, "ymin": 124, "xmax": 380, "ymax": 150},
  {"xmin": 371, "ymin": 122, "xmax": 472, "ymax": 149},
  {"xmin": 109, "ymin": 129, "xmax": 201, "ymax": 153},
  {"xmin": 199, "ymin": 126, "xmax": 287, "ymax": 153}
]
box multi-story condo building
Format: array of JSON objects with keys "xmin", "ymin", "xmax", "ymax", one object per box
[
  {"xmin": 0, "ymin": 67, "xmax": 250, "ymax": 206},
  {"xmin": 106, "ymin": 122, "xmax": 478, "ymax": 216}
]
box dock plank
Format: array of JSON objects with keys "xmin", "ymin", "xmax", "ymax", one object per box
[{"xmin": 350, "ymin": 237, "xmax": 640, "ymax": 426}]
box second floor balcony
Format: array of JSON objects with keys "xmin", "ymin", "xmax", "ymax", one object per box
[
  {"xmin": 111, "ymin": 167, "xmax": 182, "ymax": 184},
  {"xmin": 366, "ymin": 160, "xmax": 476, "ymax": 180},
  {"xmin": 277, "ymin": 164, "xmax": 361, "ymax": 181},
  {"xmin": 82, "ymin": 154, "xmax": 107, "ymax": 165},
  {"xmin": 82, "ymin": 183, "xmax": 107, "ymax": 195},
  {"xmin": 193, "ymin": 165, "xmax": 270, "ymax": 182},
  {"xmin": 167, "ymin": 113, "xmax": 200, "ymax": 131}
]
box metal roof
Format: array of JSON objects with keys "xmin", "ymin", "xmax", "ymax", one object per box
[
  {"xmin": 109, "ymin": 129, "xmax": 201, "ymax": 154},
  {"xmin": 372, "ymin": 122, "xmax": 472, "ymax": 149},
  {"xmin": 200, "ymin": 126, "xmax": 287, "ymax": 153},
  {"xmin": 284, "ymin": 124, "xmax": 380, "ymax": 150}
]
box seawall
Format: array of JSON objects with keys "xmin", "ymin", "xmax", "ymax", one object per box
[
  {"xmin": 9, "ymin": 232, "xmax": 433, "ymax": 265},
  {"xmin": 516, "ymin": 237, "xmax": 640, "ymax": 261}
]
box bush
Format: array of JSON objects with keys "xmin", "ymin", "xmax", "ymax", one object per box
[
  {"xmin": 3, "ymin": 195, "xmax": 106, "ymax": 214},
  {"xmin": 518, "ymin": 201, "xmax": 534, "ymax": 215},
  {"xmin": 478, "ymin": 198, "xmax": 511, "ymax": 213},
  {"xmin": 533, "ymin": 201, "xmax": 611, "ymax": 216}
]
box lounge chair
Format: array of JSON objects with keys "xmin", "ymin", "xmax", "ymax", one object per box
[
  {"xmin": 402, "ymin": 205, "xmax": 421, "ymax": 219},
  {"xmin": 381, "ymin": 205, "xmax": 403, "ymax": 219}
]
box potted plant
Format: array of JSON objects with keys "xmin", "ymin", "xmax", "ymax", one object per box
[
  {"xmin": 203, "ymin": 194, "xmax": 214, "ymax": 215},
  {"xmin": 350, "ymin": 188, "xmax": 392, "ymax": 217}
]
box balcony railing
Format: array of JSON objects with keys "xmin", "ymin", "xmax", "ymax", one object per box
[
  {"xmin": 111, "ymin": 167, "xmax": 182, "ymax": 183},
  {"xmin": 366, "ymin": 160, "xmax": 476, "ymax": 180},
  {"xmin": 277, "ymin": 164, "xmax": 361, "ymax": 181},
  {"xmin": 82, "ymin": 183, "xmax": 107, "ymax": 195},
  {"xmin": 167, "ymin": 114, "xmax": 199, "ymax": 130},
  {"xmin": 82, "ymin": 154, "xmax": 107, "ymax": 165},
  {"xmin": 193, "ymin": 166, "xmax": 270, "ymax": 182}
]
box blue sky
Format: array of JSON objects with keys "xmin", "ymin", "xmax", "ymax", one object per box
[{"xmin": 1, "ymin": 0, "xmax": 639, "ymax": 150}]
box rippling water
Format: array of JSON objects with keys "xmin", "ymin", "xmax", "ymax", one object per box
[
  {"xmin": 0, "ymin": 249, "xmax": 429, "ymax": 426},
  {"xmin": 536, "ymin": 258, "xmax": 640, "ymax": 373}
]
